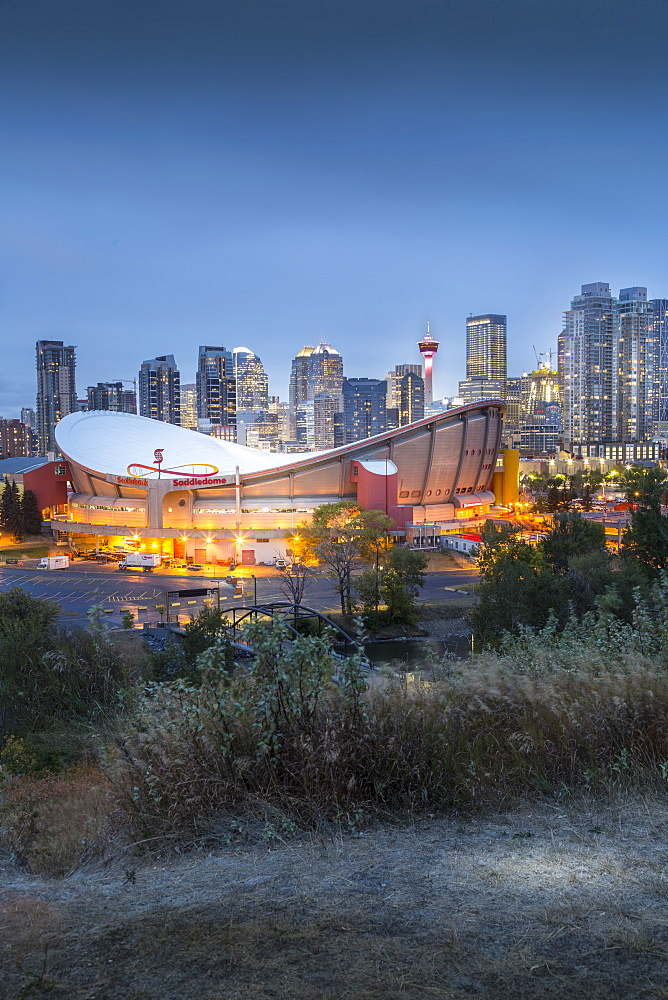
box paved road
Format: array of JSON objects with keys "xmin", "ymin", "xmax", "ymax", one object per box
[{"xmin": 0, "ymin": 563, "xmax": 478, "ymax": 629}]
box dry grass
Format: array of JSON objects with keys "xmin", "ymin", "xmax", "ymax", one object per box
[
  {"xmin": 0, "ymin": 766, "xmax": 120, "ymax": 876},
  {"xmin": 107, "ymin": 630, "xmax": 152, "ymax": 677},
  {"xmin": 114, "ymin": 651, "xmax": 668, "ymax": 839},
  {"xmin": 3, "ymin": 795, "xmax": 668, "ymax": 999},
  {"xmin": 0, "ymin": 895, "xmax": 63, "ymax": 962}
]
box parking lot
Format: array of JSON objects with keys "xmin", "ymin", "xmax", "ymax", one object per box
[{"xmin": 0, "ymin": 557, "xmax": 478, "ymax": 630}]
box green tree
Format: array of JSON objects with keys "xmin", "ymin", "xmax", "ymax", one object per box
[
  {"xmin": 620, "ymin": 467, "xmax": 668, "ymax": 571},
  {"xmin": 580, "ymin": 481, "xmax": 595, "ymax": 511},
  {"xmin": 20, "ymin": 489, "xmax": 43, "ymax": 535},
  {"xmin": 0, "ymin": 480, "xmax": 25, "ymax": 540},
  {"xmin": 181, "ymin": 606, "xmax": 230, "ymax": 662},
  {"xmin": 541, "ymin": 511, "xmax": 607, "ymax": 574},
  {"xmin": 621, "ymin": 465, "xmax": 668, "ymax": 508},
  {"xmin": 379, "ymin": 546, "xmax": 428, "ymax": 624},
  {"xmin": 355, "ymin": 547, "xmax": 429, "ymax": 624},
  {"xmin": 299, "ymin": 502, "xmax": 394, "ymax": 615},
  {"xmin": 0, "ymin": 587, "xmax": 59, "ymax": 628},
  {"xmin": 471, "ymin": 522, "xmax": 566, "ymax": 647}
]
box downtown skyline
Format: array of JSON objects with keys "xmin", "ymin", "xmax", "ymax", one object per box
[{"xmin": 3, "ymin": 1, "xmax": 668, "ymax": 416}]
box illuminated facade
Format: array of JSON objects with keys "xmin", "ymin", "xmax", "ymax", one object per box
[
  {"xmin": 386, "ymin": 364, "xmax": 423, "ymax": 416},
  {"xmin": 180, "ymin": 384, "xmax": 198, "ymax": 430},
  {"xmin": 465, "ymin": 314, "xmax": 507, "ymax": 380},
  {"xmin": 398, "ymin": 372, "xmax": 425, "ymax": 426},
  {"xmin": 458, "ymin": 315, "xmax": 507, "ymax": 406},
  {"xmin": 233, "ymin": 347, "xmax": 269, "ymax": 411},
  {"xmin": 53, "ymin": 402, "xmax": 505, "ymax": 564}
]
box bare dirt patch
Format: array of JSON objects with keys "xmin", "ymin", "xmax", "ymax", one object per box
[{"xmin": 2, "ymin": 795, "xmax": 668, "ymax": 998}]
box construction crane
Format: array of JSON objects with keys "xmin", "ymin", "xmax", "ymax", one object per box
[{"xmin": 532, "ymin": 347, "xmax": 557, "ymax": 370}]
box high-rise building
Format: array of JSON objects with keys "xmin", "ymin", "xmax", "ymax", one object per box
[
  {"xmin": 87, "ymin": 382, "xmax": 136, "ymax": 413},
  {"xmin": 503, "ymin": 376, "xmax": 526, "ymax": 447},
  {"xmin": 417, "ymin": 324, "xmax": 439, "ymax": 404},
  {"xmin": 295, "ymin": 400, "xmax": 315, "ymax": 449},
  {"xmin": 294, "ymin": 392, "xmax": 341, "ymax": 451},
  {"xmin": 289, "ymin": 343, "xmax": 343, "ymax": 413},
  {"xmin": 398, "ymin": 371, "xmax": 425, "ymax": 426},
  {"xmin": 558, "ymin": 283, "xmax": 615, "ymax": 450},
  {"xmin": 233, "ymin": 347, "xmax": 270, "ymax": 445},
  {"xmin": 245, "ymin": 411, "xmax": 280, "ymax": 451},
  {"xmin": 559, "ymin": 283, "xmax": 662, "ymax": 452},
  {"xmin": 180, "ymin": 383, "xmax": 198, "ymax": 430},
  {"xmin": 268, "ymin": 396, "xmax": 293, "ymax": 444},
  {"xmin": 514, "ymin": 365, "xmax": 563, "ymax": 456},
  {"xmin": 616, "ymin": 287, "xmax": 656, "ymax": 443},
  {"xmin": 342, "ymin": 378, "xmax": 387, "ymax": 443},
  {"xmin": 465, "ymin": 314, "xmax": 507, "ymax": 381},
  {"xmin": 527, "ymin": 364, "xmax": 561, "ymax": 412},
  {"xmin": 307, "ymin": 343, "xmax": 343, "ymax": 398},
  {"xmin": 196, "ymin": 346, "xmax": 235, "ymax": 433},
  {"xmin": 458, "ymin": 314, "xmax": 507, "ymax": 404},
  {"xmin": 520, "ymin": 402, "xmax": 563, "ymax": 457},
  {"xmin": 21, "ymin": 408, "xmax": 36, "ymax": 430},
  {"xmin": 36, "ymin": 340, "xmax": 77, "ymax": 455},
  {"xmin": 313, "ymin": 392, "xmax": 342, "ymax": 450},
  {"xmin": 233, "ymin": 347, "xmax": 269, "ymax": 412},
  {"xmin": 138, "ymin": 355, "xmax": 181, "ymax": 425},
  {"xmin": 651, "ymin": 299, "xmax": 668, "ymax": 437},
  {"xmin": 289, "ymin": 346, "xmax": 314, "ymax": 412},
  {"xmin": 385, "ymin": 364, "xmax": 423, "ymax": 411},
  {"xmin": 0, "ymin": 419, "xmax": 35, "ymax": 459}
]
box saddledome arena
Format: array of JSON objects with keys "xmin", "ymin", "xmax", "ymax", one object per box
[{"xmin": 53, "ymin": 403, "xmax": 505, "ymax": 564}]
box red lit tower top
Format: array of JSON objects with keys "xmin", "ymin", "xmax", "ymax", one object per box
[{"xmin": 417, "ymin": 322, "xmax": 439, "ymax": 404}]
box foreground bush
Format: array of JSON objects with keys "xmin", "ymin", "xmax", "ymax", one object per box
[
  {"xmin": 114, "ymin": 618, "xmax": 668, "ymax": 838},
  {"xmin": 0, "ymin": 588, "xmax": 129, "ymax": 739}
]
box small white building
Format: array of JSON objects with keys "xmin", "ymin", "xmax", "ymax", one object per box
[{"xmin": 440, "ymin": 534, "xmax": 480, "ymax": 556}]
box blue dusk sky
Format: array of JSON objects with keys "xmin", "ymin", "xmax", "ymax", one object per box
[{"xmin": 2, "ymin": 0, "xmax": 668, "ymax": 417}]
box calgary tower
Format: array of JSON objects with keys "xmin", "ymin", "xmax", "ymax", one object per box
[{"xmin": 417, "ymin": 322, "xmax": 439, "ymax": 404}]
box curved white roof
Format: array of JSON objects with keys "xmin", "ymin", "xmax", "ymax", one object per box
[{"xmin": 55, "ymin": 410, "xmax": 318, "ymax": 480}]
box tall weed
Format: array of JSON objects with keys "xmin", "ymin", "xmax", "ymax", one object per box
[{"xmin": 114, "ymin": 617, "xmax": 668, "ymax": 838}]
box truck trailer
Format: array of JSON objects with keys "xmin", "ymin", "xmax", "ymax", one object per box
[
  {"xmin": 118, "ymin": 552, "xmax": 162, "ymax": 571},
  {"xmin": 36, "ymin": 555, "xmax": 70, "ymax": 570}
]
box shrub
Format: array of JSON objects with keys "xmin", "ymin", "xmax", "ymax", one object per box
[
  {"xmin": 0, "ymin": 735, "xmax": 38, "ymax": 777},
  {"xmin": 0, "ymin": 589, "xmax": 129, "ymax": 739},
  {"xmin": 114, "ymin": 616, "xmax": 668, "ymax": 839}
]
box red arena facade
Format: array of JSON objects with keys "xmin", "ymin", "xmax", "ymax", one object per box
[{"xmin": 53, "ymin": 403, "xmax": 505, "ymax": 564}]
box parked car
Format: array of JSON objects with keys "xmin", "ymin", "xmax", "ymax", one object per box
[{"xmin": 274, "ymin": 558, "xmax": 287, "ymax": 570}]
